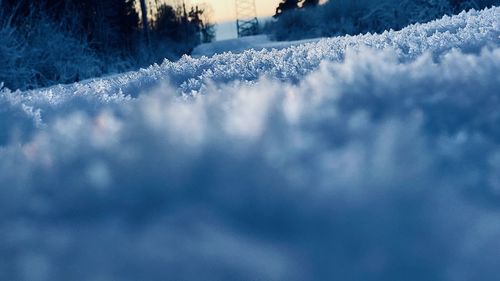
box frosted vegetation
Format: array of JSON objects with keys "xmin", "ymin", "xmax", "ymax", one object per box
[
  {"xmin": 267, "ymin": 0, "xmax": 499, "ymax": 40},
  {"xmin": 0, "ymin": 7, "xmax": 499, "ymax": 281},
  {"xmin": 0, "ymin": 8, "xmax": 102, "ymax": 91},
  {"xmin": 0, "ymin": 0, "xmax": 214, "ymax": 91}
]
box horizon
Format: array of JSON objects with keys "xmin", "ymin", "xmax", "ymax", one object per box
[
  {"xmin": 191, "ymin": 0, "xmax": 327, "ymax": 41},
  {"xmin": 140, "ymin": 0, "xmax": 282, "ymax": 41},
  {"xmin": 190, "ymin": 0, "xmax": 282, "ymax": 22},
  {"xmin": 214, "ymin": 16, "xmax": 273, "ymax": 41},
  {"xmin": 191, "ymin": 0, "xmax": 282, "ymax": 40},
  {"xmin": 143, "ymin": 0, "xmax": 328, "ymax": 41}
]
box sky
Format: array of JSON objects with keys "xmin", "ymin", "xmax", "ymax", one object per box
[
  {"xmin": 144, "ymin": 0, "xmax": 281, "ymax": 40},
  {"xmin": 153, "ymin": 0, "xmax": 327, "ymax": 41},
  {"xmin": 190, "ymin": 0, "xmax": 283, "ymax": 22},
  {"xmin": 189, "ymin": 0, "xmax": 282, "ymax": 40}
]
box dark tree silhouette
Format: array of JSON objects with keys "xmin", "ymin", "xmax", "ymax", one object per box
[
  {"xmin": 274, "ymin": 0, "xmax": 301, "ymax": 17},
  {"xmin": 138, "ymin": 0, "xmax": 150, "ymax": 44},
  {"xmin": 0, "ymin": 0, "xmax": 215, "ymax": 89},
  {"xmin": 302, "ymin": 0, "xmax": 320, "ymax": 8},
  {"xmin": 148, "ymin": 3, "xmax": 214, "ymax": 59},
  {"xmin": 154, "ymin": 4, "xmax": 185, "ymax": 41},
  {"xmin": 189, "ymin": 6, "xmax": 216, "ymax": 44}
]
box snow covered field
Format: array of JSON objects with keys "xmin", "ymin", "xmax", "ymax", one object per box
[
  {"xmin": 0, "ymin": 7, "xmax": 499, "ymax": 281},
  {"xmin": 191, "ymin": 35, "xmax": 322, "ymax": 57}
]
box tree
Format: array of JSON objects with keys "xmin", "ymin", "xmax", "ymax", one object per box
[
  {"xmin": 274, "ymin": 0, "xmax": 301, "ymax": 17},
  {"xmin": 196, "ymin": 3, "xmax": 216, "ymax": 43},
  {"xmin": 139, "ymin": 0, "xmax": 150, "ymax": 44},
  {"xmin": 188, "ymin": 5, "xmax": 216, "ymax": 44},
  {"xmin": 302, "ymin": 0, "xmax": 320, "ymax": 8},
  {"xmin": 154, "ymin": 4, "xmax": 184, "ymax": 41},
  {"xmin": 0, "ymin": 0, "xmax": 217, "ymax": 89}
]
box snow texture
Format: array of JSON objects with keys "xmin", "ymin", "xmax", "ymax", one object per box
[{"xmin": 0, "ymin": 7, "xmax": 500, "ymax": 281}]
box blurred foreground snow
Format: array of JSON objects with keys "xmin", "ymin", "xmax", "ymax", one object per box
[{"xmin": 0, "ymin": 7, "xmax": 500, "ymax": 281}]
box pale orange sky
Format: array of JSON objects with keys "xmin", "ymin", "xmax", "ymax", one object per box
[
  {"xmin": 190, "ymin": 0, "xmax": 283, "ymax": 22},
  {"xmin": 154, "ymin": 0, "xmax": 325, "ymax": 40}
]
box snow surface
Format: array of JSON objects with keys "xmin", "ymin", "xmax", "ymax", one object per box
[
  {"xmin": 0, "ymin": 7, "xmax": 500, "ymax": 281},
  {"xmin": 191, "ymin": 35, "xmax": 321, "ymax": 57}
]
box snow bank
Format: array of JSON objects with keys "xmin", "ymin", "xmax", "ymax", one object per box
[
  {"xmin": 0, "ymin": 7, "xmax": 499, "ymax": 281},
  {"xmin": 14, "ymin": 7, "xmax": 498, "ymax": 99},
  {"xmin": 191, "ymin": 35, "xmax": 321, "ymax": 57}
]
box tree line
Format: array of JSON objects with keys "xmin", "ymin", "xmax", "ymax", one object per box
[
  {"xmin": 0, "ymin": 0, "xmax": 215, "ymax": 90},
  {"xmin": 267, "ymin": 0, "xmax": 499, "ymax": 41}
]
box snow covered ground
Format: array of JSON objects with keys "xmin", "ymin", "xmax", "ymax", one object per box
[
  {"xmin": 0, "ymin": 7, "xmax": 499, "ymax": 281},
  {"xmin": 191, "ymin": 34, "xmax": 321, "ymax": 57}
]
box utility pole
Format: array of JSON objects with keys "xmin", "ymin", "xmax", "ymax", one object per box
[{"xmin": 236, "ymin": 0, "xmax": 259, "ymax": 37}]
